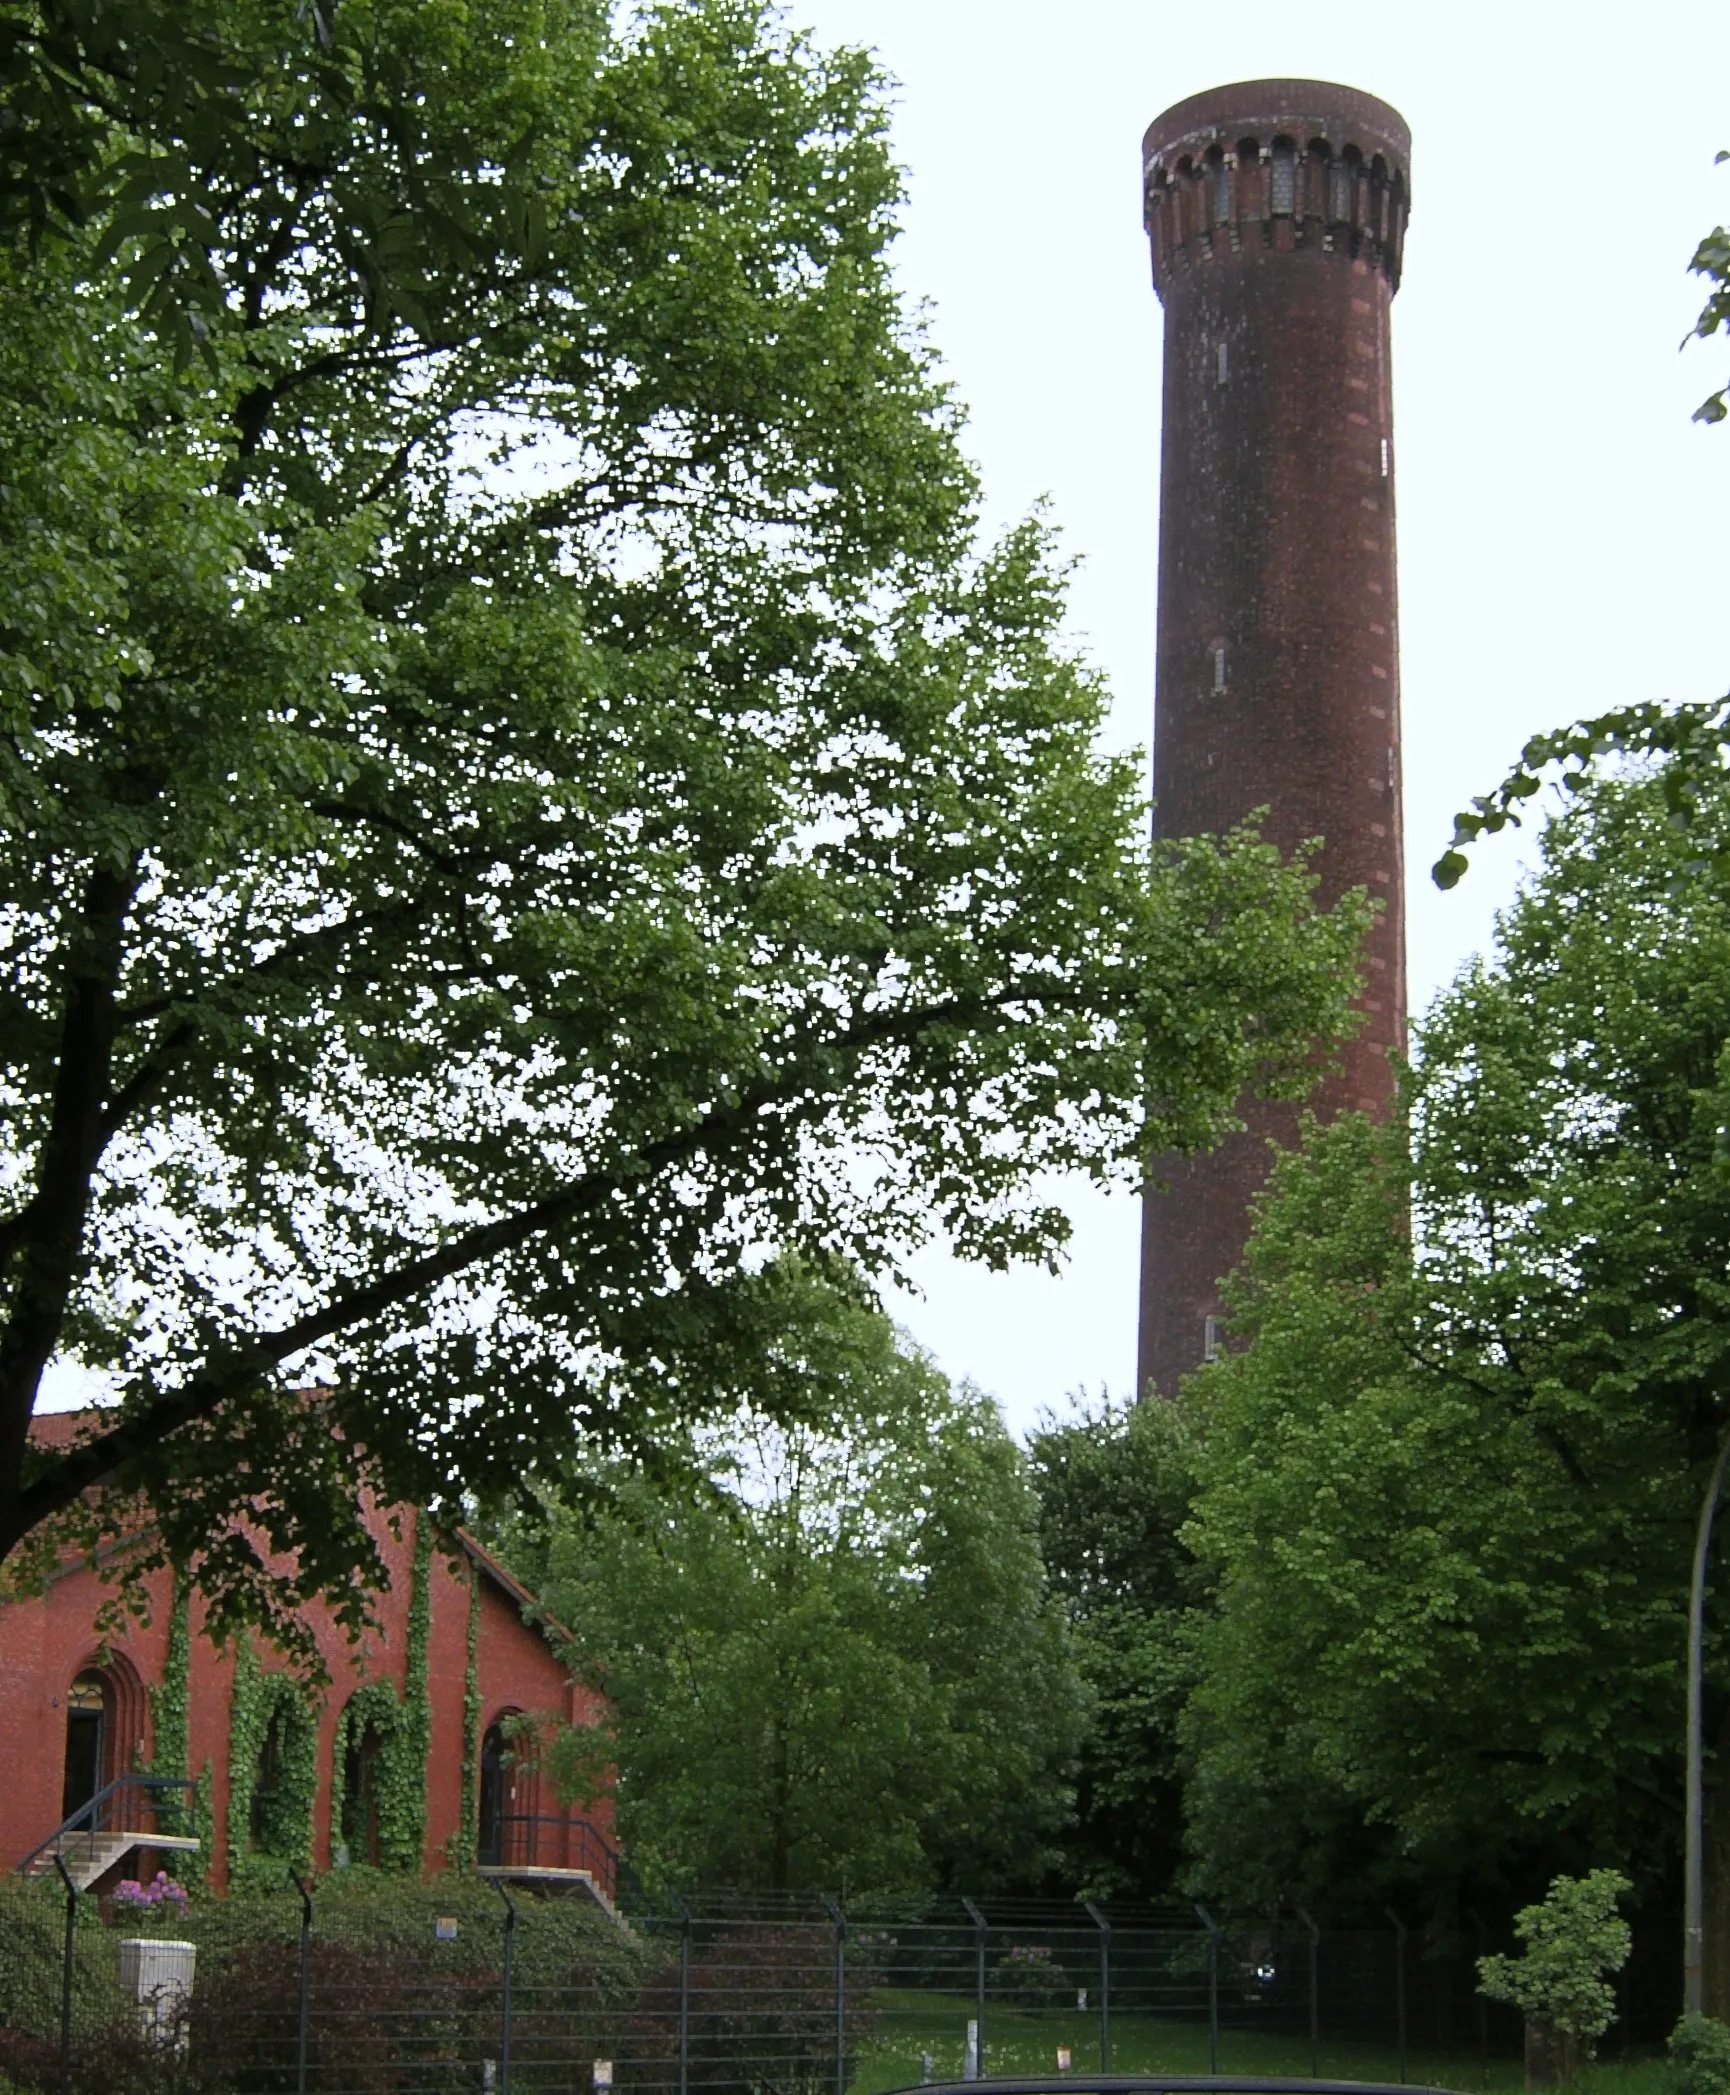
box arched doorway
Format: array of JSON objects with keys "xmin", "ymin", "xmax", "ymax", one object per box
[
  {"xmin": 340, "ymin": 1715, "xmax": 383, "ymax": 1867},
  {"xmin": 477, "ymin": 1720, "xmax": 508, "ymax": 1867},
  {"xmin": 61, "ymin": 1672, "xmax": 107, "ymax": 1822}
]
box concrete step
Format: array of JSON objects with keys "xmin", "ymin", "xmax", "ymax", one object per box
[
  {"xmin": 477, "ymin": 1865, "xmax": 628, "ymax": 1930},
  {"xmin": 24, "ymin": 1831, "xmax": 200, "ymax": 1892}
]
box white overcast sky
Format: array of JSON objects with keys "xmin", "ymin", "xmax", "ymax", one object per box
[{"xmin": 782, "ymin": 0, "xmax": 1729, "ymax": 1434}]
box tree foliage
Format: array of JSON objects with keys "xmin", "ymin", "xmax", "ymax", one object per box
[
  {"xmin": 1026, "ymin": 1394, "xmax": 1204, "ymax": 1899},
  {"xmin": 0, "ymin": 0, "xmax": 1368, "ymax": 1646},
  {"xmin": 505, "ymin": 1270, "xmax": 1085, "ymax": 1899},
  {"xmin": 1670, "ymin": 2013, "xmax": 1730, "ymax": 2095},
  {"xmin": 1690, "ymin": 152, "xmax": 1730, "ymax": 430},
  {"xmin": 1477, "ymin": 1871, "xmax": 1632, "ymax": 2050},
  {"xmin": 1181, "ymin": 769, "xmax": 1730, "ymax": 1923}
]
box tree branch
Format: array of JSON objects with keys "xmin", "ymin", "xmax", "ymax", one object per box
[
  {"xmin": 0, "ymin": 857, "xmax": 139, "ymax": 1542},
  {"xmin": 10, "ymin": 1127, "xmax": 688, "ymax": 1544},
  {"xmin": 8, "ymin": 979, "xmax": 1092, "ymax": 1549},
  {"xmin": 115, "ymin": 888, "xmax": 435, "ymax": 1030}
]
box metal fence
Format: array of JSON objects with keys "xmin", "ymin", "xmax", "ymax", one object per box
[{"xmin": 0, "ymin": 1875, "xmax": 1581, "ymax": 2095}]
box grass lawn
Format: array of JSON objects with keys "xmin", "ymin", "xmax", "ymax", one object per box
[{"xmin": 851, "ymin": 1991, "xmax": 1672, "ymax": 2095}]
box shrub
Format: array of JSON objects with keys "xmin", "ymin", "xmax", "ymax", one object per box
[
  {"xmin": 180, "ymin": 1877, "xmax": 651, "ymax": 2093},
  {"xmin": 1478, "ymin": 1871, "xmax": 1632, "ymax": 2083},
  {"xmin": 1671, "ymin": 2014, "xmax": 1730, "ymax": 2095},
  {"xmin": 0, "ymin": 1873, "xmax": 654, "ymax": 2093},
  {"xmin": 0, "ymin": 1877, "xmax": 130, "ymax": 2048},
  {"xmin": 621, "ymin": 1928, "xmax": 876, "ymax": 2095},
  {"xmin": 0, "ymin": 2021, "xmax": 186, "ymax": 2095},
  {"xmin": 989, "ymin": 1945, "xmax": 1073, "ymax": 2013},
  {"xmin": 186, "ymin": 1933, "xmax": 496, "ymax": 2094}
]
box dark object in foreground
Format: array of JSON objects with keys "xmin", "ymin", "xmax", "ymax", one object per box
[{"xmin": 890, "ymin": 2079, "xmax": 1464, "ymax": 2095}]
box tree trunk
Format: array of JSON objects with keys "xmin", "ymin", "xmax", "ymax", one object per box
[
  {"xmin": 1523, "ymin": 2018, "xmax": 1583, "ymax": 2090},
  {"xmin": 1703, "ymin": 1704, "xmax": 1730, "ymax": 2020}
]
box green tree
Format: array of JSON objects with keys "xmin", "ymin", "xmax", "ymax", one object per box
[
  {"xmin": 1027, "ymin": 1395, "xmax": 1204, "ymax": 1899},
  {"xmin": 0, "ymin": 0, "xmax": 1368, "ymax": 1648},
  {"xmin": 1181, "ymin": 768, "xmax": 1730, "ymax": 1950},
  {"xmin": 1478, "ymin": 1871, "xmax": 1632, "ymax": 2083},
  {"xmin": 508, "ymin": 1272, "xmax": 1086, "ymax": 1899}
]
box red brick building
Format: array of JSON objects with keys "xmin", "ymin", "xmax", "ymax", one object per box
[{"xmin": 1, "ymin": 1416, "xmax": 613, "ymax": 1898}]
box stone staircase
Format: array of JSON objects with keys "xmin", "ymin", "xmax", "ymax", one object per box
[
  {"xmin": 478, "ymin": 1865, "xmax": 627, "ymax": 1930},
  {"xmin": 16, "ymin": 1775, "xmax": 202, "ymax": 1889},
  {"xmin": 23, "ymin": 1830, "xmax": 200, "ymax": 1891}
]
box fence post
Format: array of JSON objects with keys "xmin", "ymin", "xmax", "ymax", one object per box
[
  {"xmin": 1194, "ymin": 1903, "xmax": 1221, "ymax": 2077},
  {"xmin": 962, "ymin": 1898, "xmax": 988, "ymax": 2080},
  {"xmin": 53, "ymin": 1853, "xmax": 77, "ymax": 2095},
  {"xmin": 1385, "ymin": 1909, "xmax": 1408, "ymax": 2086},
  {"xmin": 488, "ymin": 1874, "xmax": 519, "ymax": 2094},
  {"xmin": 672, "ymin": 1895, "xmax": 692, "ymax": 2095},
  {"xmin": 289, "ymin": 1868, "xmax": 314, "ymax": 2095},
  {"xmin": 1295, "ymin": 1908, "xmax": 1320, "ymax": 2080},
  {"xmin": 1083, "ymin": 1901, "xmax": 1111, "ymax": 2072},
  {"xmin": 822, "ymin": 1896, "xmax": 847, "ymax": 2095}
]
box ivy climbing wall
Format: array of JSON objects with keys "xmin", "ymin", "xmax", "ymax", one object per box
[{"xmin": 0, "ymin": 1490, "xmax": 613, "ymax": 1887}]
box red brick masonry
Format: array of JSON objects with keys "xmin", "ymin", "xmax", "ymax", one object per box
[{"xmin": 1137, "ymin": 81, "xmax": 1412, "ymax": 1397}]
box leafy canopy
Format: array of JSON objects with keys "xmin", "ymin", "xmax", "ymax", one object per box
[
  {"xmin": 1026, "ymin": 1395, "xmax": 1205, "ymax": 1901},
  {"xmin": 502, "ymin": 1268, "xmax": 1086, "ymax": 1900},
  {"xmin": 0, "ymin": 0, "xmax": 1367, "ymax": 1647},
  {"xmin": 1180, "ymin": 768, "xmax": 1730, "ymax": 1914}
]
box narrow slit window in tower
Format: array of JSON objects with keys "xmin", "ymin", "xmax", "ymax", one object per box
[
  {"xmin": 1211, "ymin": 644, "xmax": 1227, "ymax": 694},
  {"xmin": 1203, "ymin": 1315, "xmax": 1221, "ymax": 1363},
  {"xmin": 1271, "ymin": 143, "xmax": 1295, "ymax": 214},
  {"xmin": 1216, "ymin": 340, "xmax": 1229, "ymax": 385},
  {"xmin": 1380, "ymin": 436, "xmax": 1390, "ymax": 478}
]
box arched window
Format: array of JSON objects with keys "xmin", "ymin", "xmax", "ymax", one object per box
[
  {"xmin": 233, "ymin": 1676, "xmax": 317, "ymax": 1875},
  {"xmin": 1168, "ymin": 156, "xmax": 1193, "ymax": 243},
  {"xmin": 1331, "ymin": 145, "xmax": 1361, "ymax": 227},
  {"xmin": 62, "ymin": 1672, "xmax": 108, "ymax": 1822},
  {"xmin": 1305, "ymin": 139, "xmax": 1332, "ymax": 221},
  {"xmin": 1270, "ymin": 138, "xmax": 1297, "ymax": 216},
  {"xmin": 250, "ymin": 1711, "xmax": 283, "ymax": 1850},
  {"xmin": 1207, "ymin": 144, "xmax": 1230, "ymax": 227},
  {"xmin": 340, "ymin": 1716, "xmax": 384, "ymax": 1867}
]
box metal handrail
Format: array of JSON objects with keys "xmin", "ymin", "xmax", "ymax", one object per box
[
  {"xmin": 478, "ymin": 1811, "xmax": 622, "ymax": 1888},
  {"xmin": 15, "ymin": 1773, "xmax": 198, "ymax": 1878}
]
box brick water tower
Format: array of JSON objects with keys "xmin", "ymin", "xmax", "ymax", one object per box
[{"xmin": 1137, "ymin": 81, "xmax": 1410, "ymax": 1398}]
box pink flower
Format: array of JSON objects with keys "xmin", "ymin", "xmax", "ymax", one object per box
[{"xmin": 113, "ymin": 1870, "xmax": 188, "ymax": 1910}]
